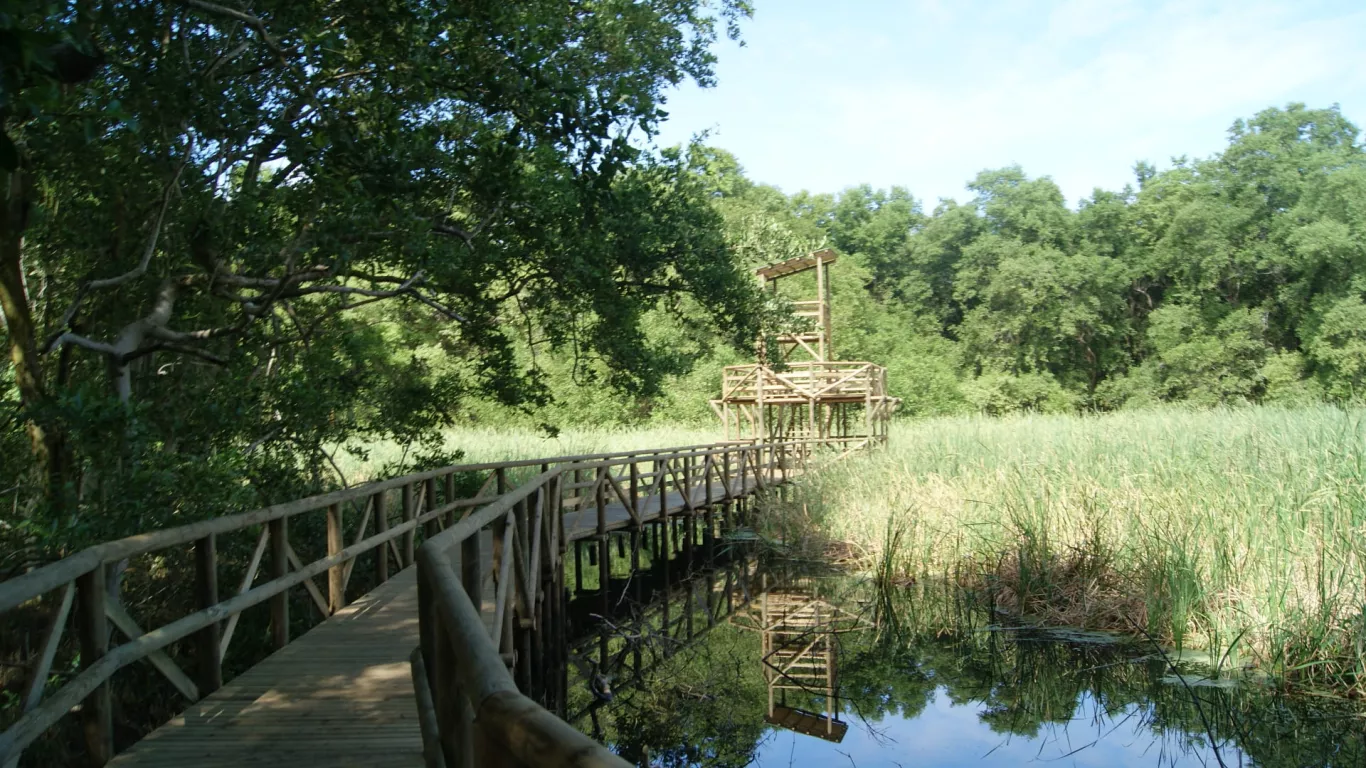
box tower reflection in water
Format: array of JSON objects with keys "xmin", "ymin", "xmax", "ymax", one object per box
[{"xmin": 731, "ymin": 575, "xmax": 867, "ymax": 743}]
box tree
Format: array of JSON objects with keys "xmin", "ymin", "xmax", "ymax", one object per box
[{"xmin": 1, "ymin": 0, "xmax": 757, "ymax": 556}]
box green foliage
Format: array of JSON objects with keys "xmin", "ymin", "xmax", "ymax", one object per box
[
  {"xmin": 960, "ymin": 371, "xmax": 1077, "ymax": 415},
  {"xmin": 0, "ymin": 1, "xmax": 759, "ymax": 563},
  {"xmin": 614, "ymin": 102, "xmax": 1366, "ymax": 419},
  {"xmin": 1146, "ymin": 305, "xmax": 1271, "ymax": 405},
  {"xmin": 1305, "ymin": 295, "xmax": 1366, "ymax": 399},
  {"xmin": 1261, "ymin": 351, "xmax": 1323, "ymax": 405}
]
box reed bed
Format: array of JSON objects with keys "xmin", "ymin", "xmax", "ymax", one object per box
[
  {"xmin": 796, "ymin": 405, "xmax": 1366, "ymax": 695},
  {"xmin": 336, "ymin": 424, "xmax": 724, "ymax": 483}
]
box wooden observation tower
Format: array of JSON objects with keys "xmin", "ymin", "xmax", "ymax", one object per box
[{"xmin": 712, "ymin": 249, "xmax": 898, "ymax": 451}]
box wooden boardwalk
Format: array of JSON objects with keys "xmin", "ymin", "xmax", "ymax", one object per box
[
  {"xmin": 560, "ymin": 472, "xmax": 770, "ymax": 540},
  {"xmin": 109, "ymin": 568, "xmax": 426, "ymax": 767},
  {"xmin": 105, "ymin": 470, "xmax": 776, "ymax": 767}
]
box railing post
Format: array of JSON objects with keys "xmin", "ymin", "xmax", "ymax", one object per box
[
  {"xmin": 194, "ymin": 534, "xmax": 223, "ymax": 695},
  {"xmin": 424, "ymin": 477, "xmax": 439, "ymax": 540},
  {"xmin": 327, "ymin": 502, "xmax": 345, "ymax": 614},
  {"xmin": 75, "ymin": 566, "xmax": 113, "ymax": 766},
  {"xmin": 574, "ymin": 539, "xmax": 584, "ymax": 593},
  {"xmin": 496, "ymin": 515, "xmax": 515, "ymax": 662},
  {"xmin": 461, "ymin": 517, "xmax": 483, "ymax": 616},
  {"xmin": 422, "ymin": 556, "xmax": 473, "ymax": 768},
  {"xmin": 374, "ymin": 491, "xmax": 389, "ymax": 584},
  {"xmin": 514, "ymin": 495, "xmax": 532, "ymax": 693},
  {"xmin": 269, "ymin": 517, "xmax": 289, "ymax": 649},
  {"xmin": 685, "ymin": 454, "xmax": 694, "ymax": 499},
  {"xmin": 596, "ymin": 466, "xmax": 609, "ymax": 597},
  {"xmin": 629, "ymin": 461, "xmax": 639, "ymax": 521},
  {"xmin": 723, "ymin": 448, "xmax": 733, "ymax": 500},
  {"xmin": 444, "ymin": 473, "xmax": 457, "ymax": 528},
  {"xmin": 659, "ymin": 455, "xmax": 668, "ymax": 522},
  {"xmin": 704, "ymin": 453, "xmax": 713, "ymax": 508},
  {"xmin": 402, "ymin": 483, "xmax": 416, "ymax": 568}
]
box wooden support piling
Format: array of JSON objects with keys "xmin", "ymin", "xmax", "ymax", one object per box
[
  {"xmin": 326, "ymin": 503, "xmax": 345, "ymax": 614},
  {"xmin": 268, "ymin": 517, "xmax": 289, "ymax": 649},
  {"xmin": 425, "ymin": 478, "xmax": 439, "ymax": 539},
  {"xmin": 374, "ymin": 490, "xmax": 389, "ymax": 584},
  {"xmin": 193, "ymin": 535, "xmax": 223, "ymax": 695},
  {"xmin": 75, "ymin": 567, "xmax": 113, "ymax": 766},
  {"xmin": 574, "ymin": 540, "xmax": 584, "ymax": 593},
  {"xmin": 402, "ymin": 483, "xmax": 417, "ymax": 567}
]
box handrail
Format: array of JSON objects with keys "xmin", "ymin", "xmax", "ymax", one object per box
[
  {"xmin": 0, "ymin": 440, "xmax": 749, "ymax": 614},
  {"xmin": 0, "ymin": 438, "xmax": 792, "ymax": 767},
  {"xmin": 409, "ymin": 438, "xmax": 820, "ymax": 767}
]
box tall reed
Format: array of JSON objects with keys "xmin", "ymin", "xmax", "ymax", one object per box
[{"xmin": 797, "ymin": 405, "xmax": 1366, "ymax": 694}]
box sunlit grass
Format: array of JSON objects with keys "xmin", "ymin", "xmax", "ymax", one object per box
[
  {"xmin": 333, "ymin": 407, "xmax": 1366, "ymax": 695},
  {"xmin": 335, "ymin": 424, "xmax": 725, "ymax": 483},
  {"xmin": 797, "ymin": 405, "xmax": 1366, "ymax": 695}
]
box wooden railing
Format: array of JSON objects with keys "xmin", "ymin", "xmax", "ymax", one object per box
[
  {"xmin": 409, "ymin": 440, "xmax": 807, "ymax": 768},
  {"xmin": 720, "ymin": 361, "xmax": 891, "ymax": 403},
  {"xmin": 0, "ymin": 439, "xmax": 811, "ymax": 767}
]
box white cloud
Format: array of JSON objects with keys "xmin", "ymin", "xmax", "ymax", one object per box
[
  {"xmin": 654, "ymin": 0, "xmax": 1366, "ymax": 207},
  {"xmin": 1045, "ymin": 0, "xmax": 1144, "ymax": 43}
]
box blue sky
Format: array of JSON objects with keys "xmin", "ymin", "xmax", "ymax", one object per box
[{"xmin": 650, "ymin": 0, "xmax": 1366, "ymax": 208}]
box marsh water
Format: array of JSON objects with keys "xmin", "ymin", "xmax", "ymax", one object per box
[{"xmin": 563, "ymin": 549, "xmax": 1365, "ymax": 768}]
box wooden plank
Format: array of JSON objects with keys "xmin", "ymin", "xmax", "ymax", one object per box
[
  {"xmin": 219, "ymin": 527, "xmax": 268, "ymax": 661},
  {"xmin": 18, "ymin": 582, "xmax": 73, "ymax": 714},
  {"xmin": 105, "ymin": 601, "xmax": 200, "ymax": 703},
  {"xmin": 285, "ymin": 543, "xmax": 333, "ymax": 618},
  {"xmin": 108, "ymin": 570, "xmax": 426, "ymax": 768}
]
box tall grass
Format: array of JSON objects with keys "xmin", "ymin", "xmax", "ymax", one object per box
[
  {"xmin": 798, "ymin": 405, "xmax": 1366, "ymax": 694},
  {"xmin": 333, "ymin": 424, "xmax": 724, "ymax": 483}
]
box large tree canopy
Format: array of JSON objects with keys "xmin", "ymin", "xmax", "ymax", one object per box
[{"xmin": 0, "ymin": 0, "xmax": 756, "ymax": 559}]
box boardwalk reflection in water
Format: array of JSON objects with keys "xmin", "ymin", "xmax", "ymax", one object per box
[
  {"xmin": 568, "ymin": 559, "xmax": 1366, "ymax": 768},
  {"xmin": 729, "ymin": 576, "xmax": 868, "ymax": 743}
]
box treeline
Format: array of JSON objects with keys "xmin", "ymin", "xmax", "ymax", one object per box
[{"xmin": 485, "ymin": 102, "xmax": 1366, "ymax": 423}]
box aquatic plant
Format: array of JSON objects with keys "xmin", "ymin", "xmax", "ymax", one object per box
[{"xmin": 797, "ymin": 405, "xmax": 1366, "ymax": 696}]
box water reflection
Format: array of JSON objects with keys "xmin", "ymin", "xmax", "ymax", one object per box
[
  {"xmin": 567, "ymin": 560, "xmax": 1366, "ymax": 767},
  {"xmin": 730, "ymin": 576, "xmax": 868, "ymax": 743}
]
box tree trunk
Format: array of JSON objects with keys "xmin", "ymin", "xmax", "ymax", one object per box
[{"xmin": 0, "ymin": 168, "xmax": 66, "ymax": 505}]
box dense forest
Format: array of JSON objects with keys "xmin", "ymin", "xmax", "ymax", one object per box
[{"xmin": 493, "ymin": 102, "xmax": 1366, "ymax": 425}]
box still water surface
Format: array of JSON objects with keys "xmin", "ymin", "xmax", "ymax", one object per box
[{"xmin": 567, "ymin": 564, "xmax": 1364, "ymax": 768}]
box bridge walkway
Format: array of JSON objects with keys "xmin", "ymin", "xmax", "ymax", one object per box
[{"xmin": 104, "ymin": 472, "xmax": 770, "ymax": 767}]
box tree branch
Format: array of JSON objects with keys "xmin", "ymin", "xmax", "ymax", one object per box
[
  {"xmin": 181, "ymin": 0, "xmax": 284, "ymax": 57},
  {"xmin": 431, "ymin": 202, "xmax": 503, "ymax": 248},
  {"xmin": 408, "ymin": 291, "xmax": 469, "ymax": 323},
  {"xmin": 204, "ymin": 39, "xmax": 252, "ymax": 80},
  {"xmin": 88, "ymin": 137, "xmax": 195, "ymax": 291},
  {"xmin": 122, "ymin": 341, "xmax": 228, "ymax": 366},
  {"xmin": 46, "ymin": 332, "xmax": 117, "ymax": 357},
  {"xmin": 40, "ymin": 137, "xmax": 194, "ymax": 354}
]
